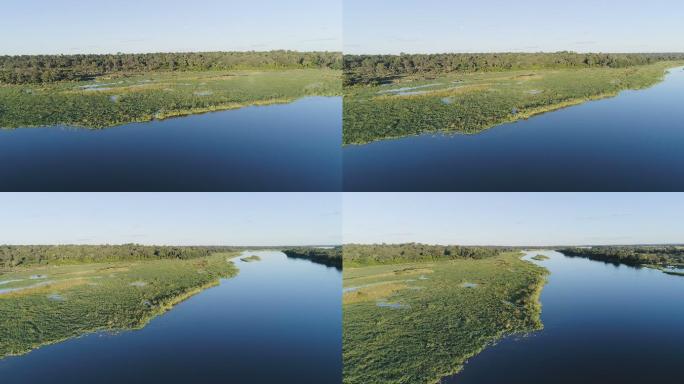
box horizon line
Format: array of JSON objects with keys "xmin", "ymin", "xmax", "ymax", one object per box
[
  {"xmin": 343, "ymin": 50, "xmax": 684, "ymax": 56},
  {"xmin": 2, "ymin": 242, "xmax": 680, "ymax": 248},
  {"xmin": 0, "ymin": 49, "xmax": 343, "ymax": 58}
]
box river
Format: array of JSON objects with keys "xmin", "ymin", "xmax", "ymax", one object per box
[
  {"xmin": 0, "ymin": 251, "xmax": 342, "ymax": 383},
  {"xmin": 443, "ymin": 250, "xmax": 684, "ymax": 383},
  {"xmin": 344, "ymin": 67, "xmax": 684, "ymax": 191}
]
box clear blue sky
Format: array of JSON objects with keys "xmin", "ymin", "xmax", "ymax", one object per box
[
  {"xmin": 344, "ymin": 0, "xmax": 684, "ymax": 54},
  {"xmin": 343, "ymin": 193, "xmax": 684, "ymax": 246},
  {"xmin": 0, "ymin": 193, "xmax": 341, "ymax": 246},
  {"xmin": 0, "ymin": 0, "xmax": 341, "ymax": 55}
]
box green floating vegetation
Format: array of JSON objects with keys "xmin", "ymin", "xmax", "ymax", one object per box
[
  {"xmin": 343, "ymin": 247, "xmax": 548, "ymax": 384},
  {"xmin": 0, "ymin": 252, "xmax": 239, "ymax": 359},
  {"xmin": 0, "ymin": 68, "xmax": 341, "ymax": 129},
  {"xmin": 343, "ymin": 61, "xmax": 684, "ymax": 145},
  {"xmin": 240, "ymin": 255, "xmax": 262, "ymax": 262},
  {"xmin": 532, "ymin": 254, "xmax": 550, "ymax": 261}
]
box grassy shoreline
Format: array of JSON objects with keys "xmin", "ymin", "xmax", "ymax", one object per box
[
  {"xmin": 343, "ymin": 251, "xmax": 548, "ymax": 384},
  {"xmin": 0, "ymin": 252, "xmax": 239, "ymax": 359},
  {"xmin": 343, "ymin": 62, "xmax": 683, "ymax": 145},
  {"xmin": 0, "ymin": 68, "xmax": 341, "ymax": 129}
]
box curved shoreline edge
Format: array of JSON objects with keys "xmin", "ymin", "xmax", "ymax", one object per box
[
  {"xmin": 0, "ymin": 268, "xmax": 238, "ymax": 361},
  {"xmin": 434, "ymin": 252, "xmax": 549, "ymax": 384},
  {"xmin": 0, "ymin": 96, "xmax": 339, "ymax": 131},
  {"xmin": 343, "ymin": 64, "xmax": 683, "ymax": 146}
]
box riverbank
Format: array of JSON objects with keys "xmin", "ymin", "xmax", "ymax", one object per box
[
  {"xmin": 343, "ymin": 252, "xmax": 548, "ymax": 384},
  {"xmin": 343, "ymin": 62, "xmax": 684, "ymax": 145},
  {"xmin": 443, "ymin": 249, "xmax": 684, "ymax": 384},
  {"xmin": 559, "ymin": 246, "xmax": 684, "ymax": 275},
  {"xmin": 0, "ymin": 252, "xmax": 239, "ymax": 359},
  {"xmin": 0, "ymin": 69, "xmax": 341, "ymax": 129},
  {"xmin": 282, "ymin": 247, "xmax": 342, "ymax": 269}
]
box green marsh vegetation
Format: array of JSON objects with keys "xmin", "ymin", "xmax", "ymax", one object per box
[
  {"xmin": 0, "ymin": 245, "xmax": 240, "ymax": 358},
  {"xmin": 0, "ymin": 51, "xmax": 342, "ymax": 128},
  {"xmin": 343, "ymin": 52, "xmax": 684, "ymax": 144},
  {"xmin": 532, "ymin": 254, "xmax": 550, "ymax": 261},
  {"xmin": 240, "ymin": 255, "xmax": 262, "ymax": 262},
  {"xmin": 343, "ymin": 244, "xmax": 548, "ymax": 384}
]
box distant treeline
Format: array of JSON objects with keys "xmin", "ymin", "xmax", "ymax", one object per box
[
  {"xmin": 344, "ymin": 52, "xmax": 684, "ymax": 85},
  {"xmin": 282, "ymin": 247, "xmax": 342, "ymax": 270},
  {"xmin": 343, "ymin": 243, "xmax": 506, "ymax": 266},
  {"xmin": 559, "ymin": 246, "xmax": 684, "ymax": 266},
  {"xmin": 0, "ymin": 244, "xmax": 235, "ymax": 268},
  {"xmin": 0, "ymin": 51, "xmax": 343, "ymax": 84}
]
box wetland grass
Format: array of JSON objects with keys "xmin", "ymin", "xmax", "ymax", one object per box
[
  {"xmin": 0, "ymin": 69, "xmax": 341, "ymax": 129},
  {"xmin": 0, "ymin": 252, "xmax": 239, "ymax": 358},
  {"xmin": 343, "ymin": 251, "xmax": 548, "ymax": 384},
  {"xmin": 343, "ymin": 62, "xmax": 684, "ymax": 144}
]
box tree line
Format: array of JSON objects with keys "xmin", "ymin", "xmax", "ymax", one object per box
[
  {"xmin": 0, "ymin": 51, "xmax": 343, "ymax": 84},
  {"xmin": 0, "ymin": 244, "xmax": 236, "ymax": 268},
  {"xmin": 344, "ymin": 52, "xmax": 684, "ymax": 85},
  {"xmin": 559, "ymin": 246, "xmax": 684, "ymax": 266},
  {"xmin": 343, "ymin": 243, "xmax": 506, "ymax": 266},
  {"xmin": 282, "ymin": 247, "xmax": 342, "ymax": 270}
]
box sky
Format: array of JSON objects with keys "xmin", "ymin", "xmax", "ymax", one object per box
[
  {"xmin": 344, "ymin": 0, "xmax": 684, "ymax": 54},
  {"xmin": 0, "ymin": 0, "xmax": 341, "ymax": 55},
  {"xmin": 343, "ymin": 193, "xmax": 684, "ymax": 246},
  {"xmin": 0, "ymin": 193, "xmax": 341, "ymax": 246}
]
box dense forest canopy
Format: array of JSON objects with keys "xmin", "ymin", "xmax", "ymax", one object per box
[
  {"xmin": 0, "ymin": 51, "xmax": 343, "ymax": 84},
  {"xmin": 343, "ymin": 243, "xmax": 506, "ymax": 266},
  {"xmin": 0, "ymin": 244, "xmax": 236, "ymax": 268},
  {"xmin": 344, "ymin": 52, "xmax": 684, "ymax": 85},
  {"xmin": 559, "ymin": 245, "xmax": 684, "ymax": 266},
  {"xmin": 282, "ymin": 247, "xmax": 342, "ymax": 269}
]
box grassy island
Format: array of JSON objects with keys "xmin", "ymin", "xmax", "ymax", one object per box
[
  {"xmin": 240, "ymin": 255, "xmax": 262, "ymax": 262},
  {"xmin": 532, "ymin": 254, "xmax": 551, "ymax": 261},
  {"xmin": 0, "ymin": 51, "xmax": 342, "ymax": 129},
  {"xmin": 343, "ymin": 52, "xmax": 684, "ymax": 144},
  {"xmin": 0, "ymin": 245, "xmax": 240, "ymax": 359},
  {"xmin": 343, "ymin": 244, "xmax": 548, "ymax": 384}
]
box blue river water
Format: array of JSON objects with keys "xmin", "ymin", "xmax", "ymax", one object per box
[
  {"xmin": 344, "ymin": 67, "xmax": 684, "ymax": 191},
  {"xmin": 0, "ymin": 97, "xmax": 341, "ymax": 191},
  {"xmin": 0, "ymin": 251, "xmax": 342, "ymax": 383},
  {"xmin": 444, "ymin": 250, "xmax": 684, "ymax": 384}
]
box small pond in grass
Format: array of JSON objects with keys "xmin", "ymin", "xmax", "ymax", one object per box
[
  {"xmin": 0, "ymin": 251, "xmax": 342, "ymax": 383},
  {"xmin": 0, "ymin": 97, "xmax": 341, "ymax": 191},
  {"xmin": 442, "ymin": 250, "xmax": 684, "ymax": 384},
  {"xmin": 344, "ymin": 67, "xmax": 684, "ymax": 191}
]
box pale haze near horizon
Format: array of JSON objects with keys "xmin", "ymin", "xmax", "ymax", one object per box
[
  {"xmin": 344, "ymin": 0, "xmax": 684, "ymax": 54},
  {"xmin": 0, "ymin": 193, "xmax": 341, "ymax": 246},
  {"xmin": 343, "ymin": 193, "xmax": 684, "ymax": 246},
  {"xmin": 0, "ymin": 0, "xmax": 341, "ymax": 55}
]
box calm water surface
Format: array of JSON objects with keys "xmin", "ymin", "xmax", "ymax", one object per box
[
  {"xmin": 344, "ymin": 67, "xmax": 684, "ymax": 191},
  {"xmin": 0, "ymin": 251, "xmax": 342, "ymax": 383},
  {"xmin": 443, "ymin": 250, "xmax": 684, "ymax": 384},
  {"xmin": 0, "ymin": 97, "xmax": 341, "ymax": 191}
]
